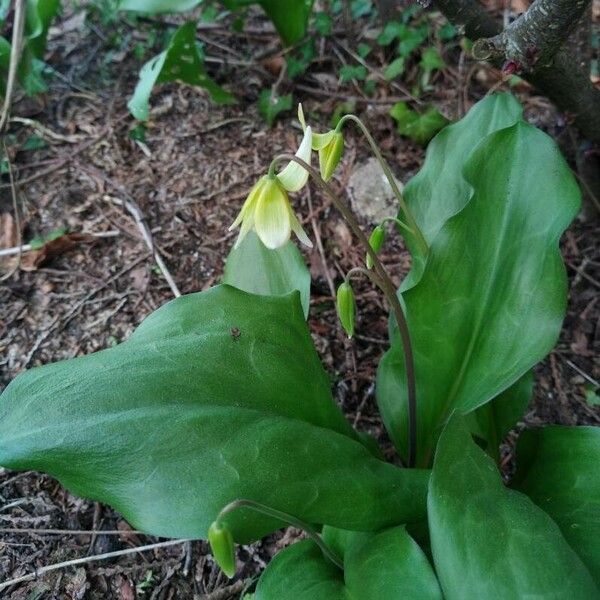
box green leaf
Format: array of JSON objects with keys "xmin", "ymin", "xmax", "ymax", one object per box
[
  {"xmin": 357, "ymin": 42, "xmax": 371, "ymax": 58},
  {"xmin": 584, "ymin": 384, "xmax": 600, "ymax": 406},
  {"xmin": 397, "ymin": 25, "xmax": 428, "ymax": 57},
  {"xmin": 313, "ymin": 11, "xmax": 332, "ymax": 36},
  {"xmin": 223, "ymin": 231, "xmax": 311, "ymax": 318},
  {"xmin": 389, "ymin": 102, "xmax": 449, "ymax": 146},
  {"xmin": 257, "ymin": 89, "xmax": 293, "ymax": 127},
  {"xmin": 255, "ymin": 526, "xmax": 442, "ymax": 599},
  {"xmin": 128, "ymin": 22, "xmax": 235, "ymax": 121},
  {"xmin": 339, "ymin": 64, "xmax": 367, "ymax": 83},
  {"xmin": 25, "ymin": 0, "xmax": 60, "ymax": 59},
  {"xmin": 420, "ymin": 46, "xmax": 444, "ymax": 73},
  {"xmin": 428, "ymin": 417, "xmax": 598, "ymax": 598},
  {"xmin": 399, "ymin": 93, "xmax": 523, "ymax": 264},
  {"xmin": 119, "ymin": 0, "xmax": 203, "ymax": 12},
  {"xmin": 377, "ymin": 21, "xmax": 403, "ymax": 46},
  {"xmin": 378, "ymin": 118, "xmax": 580, "ymax": 466},
  {"xmin": 257, "ymin": 0, "xmax": 314, "ymax": 45},
  {"xmin": 0, "ymin": 285, "xmax": 429, "ymax": 542},
  {"xmin": 512, "ymin": 426, "xmax": 600, "ymax": 587},
  {"xmin": 469, "ymin": 370, "xmax": 533, "ymax": 457},
  {"xmin": 383, "ymin": 56, "xmax": 405, "ymax": 81}
]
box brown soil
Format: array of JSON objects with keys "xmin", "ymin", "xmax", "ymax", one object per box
[{"xmin": 1, "ymin": 3, "xmax": 599, "ymax": 599}]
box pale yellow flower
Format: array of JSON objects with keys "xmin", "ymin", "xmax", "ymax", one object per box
[{"xmin": 229, "ymin": 127, "xmax": 313, "ymax": 250}]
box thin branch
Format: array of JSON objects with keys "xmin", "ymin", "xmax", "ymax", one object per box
[
  {"xmin": 0, "ymin": 0, "xmax": 26, "ymax": 133},
  {"xmin": 432, "ymin": 0, "xmax": 600, "ymax": 143},
  {"xmin": 0, "ymin": 140, "xmax": 21, "ymax": 281},
  {"xmin": 472, "ymin": 0, "xmax": 593, "ymax": 68},
  {"xmin": 0, "ymin": 539, "xmax": 190, "ymax": 592}
]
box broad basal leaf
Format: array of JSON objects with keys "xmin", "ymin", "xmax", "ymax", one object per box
[
  {"xmin": 512, "ymin": 426, "xmax": 600, "ymax": 587},
  {"xmin": 378, "ymin": 120, "xmax": 580, "ymax": 466},
  {"xmin": 223, "ymin": 231, "xmax": 311, "ymax": 318},
  {"xmin": 428, "ymin": 417, "xmax": 598, "ymax": 599},
  {"xmin": 255, "ymin": 526, "xmax": 441, "ymax": 599},
  {"xmin": 469, "ymin": 370, "xmax": 533, "ymax": 458},
  {"xmin": 0, "ymin": 285, "xmax": 428, "ymax": 542},
  {"xmin": 128, "ymin": 21, "xmax": 234, "ymax": 121},
  {"xmin": 400, "ymin": 93, "xmax": 522, "ymax": 269}
]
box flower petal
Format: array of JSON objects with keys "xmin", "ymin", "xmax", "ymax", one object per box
[
  {"xmin": 289, "ymin": 205, "xmax": 313, "ymax": 248},
  {"xmin": 312, "ymin": 129, "xmax": 335, "ymax": 151},
  {"xmin": 254, "ymin": 179, "xmax": 292, "ymax": 249},
  {"xmin": 277, "ymin": 126, "xmax": 312, "ymax": 192},
  {"xmin": 229, "ymin": 176, "xmax": 265, "ymax": 231},
  {"xmin": 298, "ymin": 103, "xmax": 306, "ymax": 130}
]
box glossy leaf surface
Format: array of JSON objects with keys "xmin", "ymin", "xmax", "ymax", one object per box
[
  {"xmin": 428, "ymin": 417, "xmax": 598, "ymax": 599},
  {"xmin": 378, "ymin": 119, "xmax": 580, "ymax": 465},
  {"xmin": 513, "ymin": 426, "xmax": 600, "ymax": 586},
  {"xmin": 0, "ymin": 286, "xmax": 429, "ymax": 542},
  {"xmin": 255, "ymin": 526, "xmax": 441, "ymax": 599},
  {"xmin": 119, "ymin": 0, "xmax": 202, "ymax": 12},
  {"xmin": 128, "ymin": 22, "xmax": 234, "ymax": 121},
  {"xmin": 223, "ymin": 231, "xmax": 311, "ymax": 318}
]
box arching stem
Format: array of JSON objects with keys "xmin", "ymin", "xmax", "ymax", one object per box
[
  {"xmin": 217, "ymin": 499, "xmax": 343, "ymax": 570},
  {"xmin": 271, "ymin": 154, "xmax": 418, "ymax": 468},
  {"xmin": 336, "ymin": 114, "xmax": 428, "ymax": 257}
]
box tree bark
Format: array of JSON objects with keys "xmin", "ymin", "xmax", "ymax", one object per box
[{"xmin": 432, "ymin": 0, "xmax": 600, "ymax": 143}]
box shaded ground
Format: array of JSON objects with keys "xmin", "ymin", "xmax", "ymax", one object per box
[{"xmin": 1, "ymin": 3, "xmax": 599, "ymax": 598}]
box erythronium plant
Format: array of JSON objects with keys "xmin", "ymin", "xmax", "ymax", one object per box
[{"xmin": 0, "ymin": 94, "xmax": 598, "ymax": 598}]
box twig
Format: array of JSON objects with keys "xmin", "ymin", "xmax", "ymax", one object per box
[
  {"xmin": 0, "ymin": 0, "xmax": 26, "ymax": 133},
  {"xmin": 0, "ymin": 539, "xmax": 190, "ymax": 592},
  {"xmin": 107, "ymin": 197, "xmax": 181, "ymax": 298},
  {"xmin": 0, "ymin": 527, "xmax": 143, "ymax": 535},
  {"xmin": 0, "ymin": 140, "xmax": 22, "ymax": 281}
]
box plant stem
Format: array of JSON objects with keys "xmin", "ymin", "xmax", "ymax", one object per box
[
  {"xmin": 337, "ymin": 114, "xmax": 428, "ymax": 257},
  {"xmin": 345, "ymin": 266, "xmax": 384, "ymax": 285},
  {"xmin": 381, "ymin": 216, "xmax": 414, "ymax": 236},
  {"xmin": 271, "ymin": 154, "xmax": 418, "ymax": 468},
  {"xmin": 217, "ymin": 499, "xmax": 343, "ymax": 570}
]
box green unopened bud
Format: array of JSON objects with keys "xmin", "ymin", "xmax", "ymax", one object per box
[
  {"xmin": 208, "ymin": 521, "xmax": 236, "ymax": 578},
  {"xmin": 366, "ymin": 225, "xmax": 386, "ymax": 269},
  {"xmin": 336, "ymin": 281, "xmax": 356, "ymax": 338},
  {"xmin": 319, "ymin": 131, "xmax": 344, "ymax": 181}
]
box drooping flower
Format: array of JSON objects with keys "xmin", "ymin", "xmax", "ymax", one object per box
[
  {"xmin": 229, "ymin": 126, "xmax": 313, "ymax": 250},
  {"xmin": 336, "ymin": 281, "xmax": 356, "ymax": 338},
  {"xmin": 298, "ymin": 104, "xmax": 344, "ymax": 181},
  {"xmin": 208, "ymin": 521, "xmax": 236, "ymax": 578}
]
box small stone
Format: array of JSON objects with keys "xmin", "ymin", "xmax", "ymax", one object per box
[{"xmin": 348, "ymin": 157, "xmax": 404, "ymax": 224}]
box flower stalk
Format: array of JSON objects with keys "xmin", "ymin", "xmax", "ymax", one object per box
[
  {"xmin": 336, "ymin": 114, "xmax": 428, "ymax": 258},
  {"xmin": 215, "ymin": 499, "xmax": 343, "ymax": 570},
  {"xmin": 270, "ymin": 154, "xmax": 418, "ymax": 468}
]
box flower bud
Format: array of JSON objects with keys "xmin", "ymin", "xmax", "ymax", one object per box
[
  {"xmin": 319, "ymin": 131, "xmax": 344, "ymax": 181},
  {"xmin": 208, "ymin": 521, "xmax": 236, "ymax": 578},
  {"xmin": 336, "ymin": 281, "xmax": 356, "ymax": 338},
  {"xmin": 366, "ymin": 225, "xmax": 386, "ymax": 269}
]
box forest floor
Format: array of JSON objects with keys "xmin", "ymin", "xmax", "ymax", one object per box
[{"xmin": 0, "ymin": 2, "xmax": 599, "ymax": 599}]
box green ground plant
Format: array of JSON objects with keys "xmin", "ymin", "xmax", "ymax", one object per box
[{"xmin": 0, "ymin": 93, "xmax": 598, "ymax": 598}]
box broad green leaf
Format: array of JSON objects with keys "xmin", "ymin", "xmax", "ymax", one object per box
[
  {"xmin": 389, "ymin": 102, "xmax": 449, "ymax": 146},
  {"xmin": 259, "ymin": 0, "xmax": 313, "ymax": 45},
  {"xmin": 401, "ymin": 93, "xmax": 523, "ymax": 266},
  {"xmin": 378, "ymin": 120, "xmax": 580, "ymax": 466},
  {"xmin": 512, "ymin": 426, "xmax": 600, "ymax": 586},
  {"xmin": 377, "ymin": 21, "xmax": 403, "ymax": 46},
  {"xmin": 256, "ymin": 526, "xmax": 441, "ymax": 599},
  {"xmin": 257, "ymin": 89, "xmax": 292, "ymax": 127},
  {"xmin": 25, "ymin": 0, "xmax": 60, "ymax": 59},
  {"xmin": 119, "ymin": 0, "xmax": 203, "ymax": 12},
  {"xmin": 223, "ymin": 231, "xmax": 311, "ymax": 318},
  {"xmin": 339, "ymin": 64, "xmax": 367, "ymax": 83},
  {"xmin": 255, "ymin": 540, "xmax": 346, "ymax": 600},
  {"xmin": 128, "ymin": 22, "xmax": 234, "ymax": 121},
  {"xmin": 469, "ymin": 370, "xmax": 533, "ymax": 457},
  {"xmin": 428, "ymin": 417, "xmax": 598, "ymax": 599},
  {"xmin": 0, "ymin": 285, "xmax": 429, "ymax": 542}
]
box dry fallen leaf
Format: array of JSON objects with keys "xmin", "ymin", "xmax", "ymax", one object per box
[
  {"xmin": 20, "ymin": 233, "xmax": 97, "ymax": 271},
  {"xmin": 0, "ymin": 212, "xmax": 18, "ymax": 249}
]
